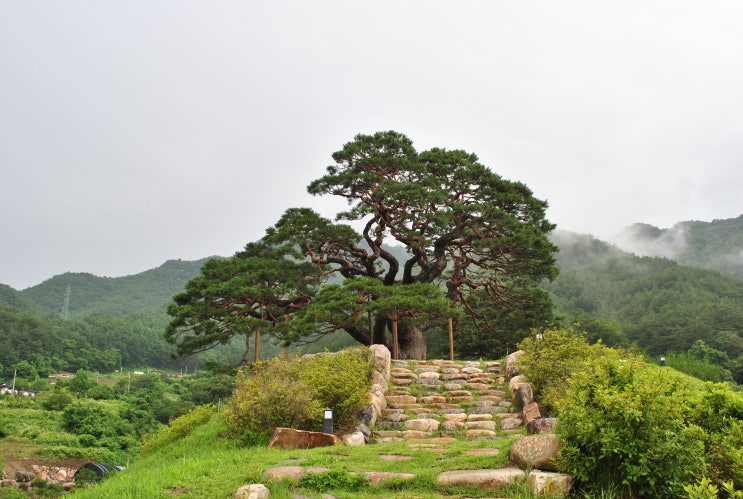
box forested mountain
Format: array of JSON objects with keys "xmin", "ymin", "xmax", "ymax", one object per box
[
  {"xmin": 611, "ymin": 214, "xmax": 743, "ymax": 280},
  {"xmin": 0, "ymin": 283, "xmax": 39, "ymax": 314},
  {"xmin": 2, "ymin": 216, "xmax": 742, "ymax": 381},
  {"xmin": 21, "ymin": 258, "xmax": 211, "ymax": 317},
  {"xmin": 545, "ymin": 231, "xmax": 743, "ymax": 359}
]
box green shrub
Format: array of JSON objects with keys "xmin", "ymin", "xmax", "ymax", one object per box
[
  {"xmin": 684, "ymin": 478, "xmax": 743, "ymax": 499},
  {"xmin": 517, "ymin": 327, "xmax": 607, "ymax": 410},
  {"xmin": 555, "ymin": 351, "xmax": 707, "ymax": 498},
  {"xmin": 704, "ymin": 418, "xmax": 743, "ymax": 489},
  {"xmin": 295, "ymin": 349, "xmax": 373, "ymax": 431},
  {"xmin": 225, "ymin": 357, "xmax": 322, "ymax": 437},
  {"xmin": 141, "ymin": 404, "xmax": 215, "ymax": 454},
  {"xmin": 225, "ymin": 349, "xmax": 372, "ymax": 437},
  {"xmin": 41, "ymin": 389, "xmax": 73, "ymax": 411},
  {"xmin": 298, "ymin": 468, "xmax": 368, "ymax": 492},
  {"xmin": 34, "ymin": 432, "xmax": 80, "ymax": 447},
  {"xmin": 666, "ymin": 352, "xmax": 733, "ymax": 383}
]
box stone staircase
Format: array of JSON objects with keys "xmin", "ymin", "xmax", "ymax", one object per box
[
  {"xmin": 256, "ymin": 353, "xmax": 574, "ymax": 498},
  {"xmin": 373, "ymin": 359, "xmax": 522, "ymax": 445}
]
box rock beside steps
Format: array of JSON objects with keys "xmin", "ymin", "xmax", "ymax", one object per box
[{"xmin": 373, "ymin": 359, "xmax": 518, "ymax": 445}]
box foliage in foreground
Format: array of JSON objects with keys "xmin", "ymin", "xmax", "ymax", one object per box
[
  {"xmin": 225, "ymin": 349, "xmax": 373, "ymax": 438},
  {"xmin": 519, "ymin": 327, "xmax": 743, "ymax": 498}
]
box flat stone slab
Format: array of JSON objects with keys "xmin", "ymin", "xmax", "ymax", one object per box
[
  {"xmin": 378, "ymin": 454, "xmax": 413, "ymax": 461},
  {"xmin": 465, "ymin": 448, "xmax": 501, "ymax": 456},
  {"xmin": 465, "ymin": 421, "xmax": 497, "ymax": 431},
  {"xmin": 356, "ymin": 471, "xmax": 416, "ymax": 486},
  {"xmin": 386, "ymin": 395, "xmax": 417, "ymax": 405},
  {"xmin": 262, "ymin": 466, "xmax": 329, "ymax": 482},
  {"xmin": 376, "ymin": 436, "xmax": 404, "ymax": 443},
  {"xmin": 465, "ymin": 429, "xmax": 498, "ymax": 438},
  {"xmin": 437, "ymin": 468, "xmax": 526, "ymax": 488},
  {"xmin": 408, "ymin": 437, "xmax": 457, "ymax": 444},
  {"xmin": 405, "ymin": 418, "xmax": 440, "ymax": 432}
]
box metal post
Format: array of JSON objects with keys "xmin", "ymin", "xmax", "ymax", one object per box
[{"xmin": 323, "ymin": 409, "xmax": 333, "ymax": 434}]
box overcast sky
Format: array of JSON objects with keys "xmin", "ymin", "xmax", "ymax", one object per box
[{"xmin": 2, "ymin": 2, "xmax": 742, "ymax": 290}]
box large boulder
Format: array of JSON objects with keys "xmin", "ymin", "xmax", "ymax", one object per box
[
  {"xmin": 342, "ymin": 430, "xmax": 366, "ymax": 446},
  {"xmin": 528, "ymin": 471, "xmax": 573, "ymax": 498},
  {"xmin": 523, "ymin": 401, "xmax": 542, "ymax": 422},
  {"xmin": 267, "ymin": 428, "xmax": 341, "ymax": 449},
  {"xmin": 527, "ymin": 417, "xmax": 558, "ymax": 435},
  {"xmin": 14, "ymin": 471, "xmax": 35, "ymax": 483},
  {"xmin": 505, "ymin": 350, "xmax": 525, "ymax": 379},
  {"xmin": 508, "ymin": 375, "xmax": 527, "ymax": 399},
  {"xmin": 510, "ymin": 434, "xmax": 560, "ymax": 471},
  {"xmin": 368, "ymin": 344, "xmax": 391, "ymax": 380},
  {"xmin": 514, "ymin": 382, "xmax": 534, "ymax": 409},
  {"xmin": 235, "ymin": 483, "xmax": 270, "ymax": 499}
]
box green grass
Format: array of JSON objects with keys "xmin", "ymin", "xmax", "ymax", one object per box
[{"xmin": 71, "ymin": 413, "xmax": 525, "ymax": 498}]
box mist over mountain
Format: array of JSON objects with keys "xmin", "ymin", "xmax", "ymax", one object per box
[
  {"xmin": 610, "ymin": 214, "xmax": 743, "ymax": 280},
  {"xmin": 545, "ymin": 228, "xmax": 743, "ymax": 362}
]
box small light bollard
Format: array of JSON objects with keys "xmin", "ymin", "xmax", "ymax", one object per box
[
  {"xmin": 323, "ymin": 409, "xmax": 333, "ymax": 434},
  {"xmin": 660, "ymin": 356, "xmax": 666, "ymax": 367}
]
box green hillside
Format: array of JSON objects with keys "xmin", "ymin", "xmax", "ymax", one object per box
[
  {"xmin": 21, "ymin": 258, "xmax": 211, "ymax": 317},
  {"xmin": 0, "ymin": 283, "xmax": 40, "ymax": 314},
  {"xmin": 545, "ymin": 231, "xmax": 743, "ymax": 362}
]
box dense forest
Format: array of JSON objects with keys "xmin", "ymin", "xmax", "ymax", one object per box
[
  {"xmin": 546, "ymin": 231, "xmax": 743, "ymax": 356},
  {"xmin": 1, "ymin": 217, "xmax": 742, "ymax": 385}
]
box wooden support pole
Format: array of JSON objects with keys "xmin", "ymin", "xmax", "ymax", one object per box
[
  {"xmin": 448, "ymin": 317, "xmax": 454, "ymax": 361},
  {"xmin": 392, "ymin": 320, "xmax": 399, "ymax": 360},
  {"xmin": 254, "ymin": 329, "xmax": 260, "ymax": 363}
]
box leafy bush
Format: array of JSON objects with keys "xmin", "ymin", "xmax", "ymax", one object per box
[
  {"xmin": 34, "ymin": 432, "xmax": 80, "ymax": 447},
  {"xmin": 298, "ymin": 468, "xmax": 368, "ymax": 492},
  {"xmin": 41, "ymin": 389, "xmax": 73, "ymax": 411},
  {"xmin": 666, "ymin": 351, "xmax": 733, "ymax": 383},
  {"xmin": 225, "ymin": 357, "xmax": 322, "ymax": 437},
  {"xmin": 555, "ymin": 351, "xmax": 707, "ymax": 498},
  {"xmin": 689, "ymin": 385, "xmax": 743, "ymax": 488},
  {"xmin": 684, "ymin": 478, "xmax": 743, "ymax": 499},
  {"xmin": 294, "ymin": 349, "xmax": 373, "ymax": 431},
  {"xmin": 225, "ymin": 349, "xmax": 372, "ymax": 437},
  {"xmin": 141, "ymin": 404, "xmax": 215, "ymax": 454},
  {"xmin": 517, "ymin": 327, "xmax": 607, "ymax": 410},
  {"xmin": 706, "ymin": 420, "xmax": 743, "ymax": 490}
]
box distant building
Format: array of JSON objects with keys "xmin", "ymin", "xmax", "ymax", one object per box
[
  {"xmin": 0, "ymin": 382, "xmax": 39, "ymax": 397},
  {"xmin": 48, "ymin": 372, "xmax": 76, "ymax": 385}
]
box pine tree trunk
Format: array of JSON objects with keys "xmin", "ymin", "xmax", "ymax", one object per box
[{"xmin": 396, "ymin": 324, "xmax": 427, "ymax": 360}]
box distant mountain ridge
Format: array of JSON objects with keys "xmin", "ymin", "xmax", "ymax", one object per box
[
  {"xmin": 544, "ymin": 229, "xmax": 743, "ymax": 361},
  {"xmin": 18, "ymin": 258, "xmax": 211, "ymax": 317},
  {"xmin": 1, "ymin": 216, "xmax": 741, "ymax": 350},
  {"xmin": 611, "ymin": 214, "xmax": 743, "ymax": 280}
]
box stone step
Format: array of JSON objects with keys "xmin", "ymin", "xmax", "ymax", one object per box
[{"xmin": 374, "ymin": 359, "xmax": 516, "ymax": 446}]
